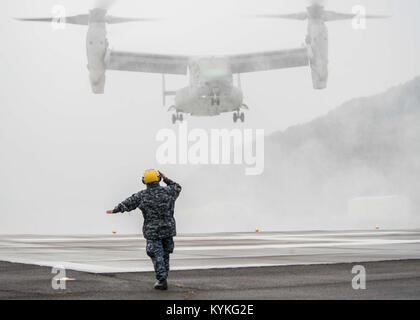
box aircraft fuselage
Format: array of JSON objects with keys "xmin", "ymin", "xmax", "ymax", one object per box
[{"xmin": 173, "ymin": 57, "xmax": 244, "ymax": 117}]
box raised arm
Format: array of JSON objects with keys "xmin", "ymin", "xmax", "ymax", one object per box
[{"xmin": 159, "ymin": 171, "xmax": 182, "ymax": 200}]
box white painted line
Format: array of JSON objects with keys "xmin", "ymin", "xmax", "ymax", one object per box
[
  {"xmin": 2, "ymin": 255, "xmax": 419, "ymax": 274},
  {"xmin": 174, "ymin": 239, "xmax": 420, "ymax": 251}
]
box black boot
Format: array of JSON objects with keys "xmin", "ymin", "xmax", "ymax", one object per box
[{"xmin": 154, "ymin": 279, "xmax": 168, "ymax": 290}]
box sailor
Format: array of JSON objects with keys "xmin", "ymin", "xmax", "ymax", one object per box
[{"xmin": 107, "ymin": 169, "xmax": 182, "ymax": 290}]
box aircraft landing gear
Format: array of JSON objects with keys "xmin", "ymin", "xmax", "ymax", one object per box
[
  {"xmin": 211, "ymin": 97, "xmax": 221, "ymax": 106},
  {"xmin": 233, "ymin": 111, "xmax": 245, "ymax": 123},
  {"xmin": 172, "ymin": 113, "xmax": 184, "ymax": 124},
  {"xmin": 210, "ymin": 87, "xmax": 221, "ymax": 106}
]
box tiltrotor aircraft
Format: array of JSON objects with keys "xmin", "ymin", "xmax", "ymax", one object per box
[{"xmin": 17, "ymin": 0, "xmax": 387, "ymax": 123}]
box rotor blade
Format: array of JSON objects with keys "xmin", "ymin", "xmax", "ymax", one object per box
[
  {"xmin": 323, "ymin": 11, "xmax": 390, "ymax": 22},
  {"xmin": 15, "ymin": 17, "xmax": 54, "ymax": 23},
  {"xmin": 105, "ymin": 16, "xmax": 160, "ymax": 24},
  {"xmin": 15, "ymin": 14, "xmax": 90, "ymax": 25},
  {"xmin": 249, "ymin": 12, "xmax": 308, "ymax": 20}
]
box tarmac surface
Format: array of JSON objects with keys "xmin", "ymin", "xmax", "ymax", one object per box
[
  {"xmin": 1, "ymin": 259, "xmax": 420, "ymax": 299},
  {"xmin": 1, "ymin": 230, "xmax": 420, "ymax": 299},
  {"xmin": 1, "ymin": 230, "xmax": 420, "ymax": 273}
]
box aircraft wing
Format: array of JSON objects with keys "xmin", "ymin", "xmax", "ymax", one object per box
[
  {"xmin": 228, "ymin": 47, "xmax": 309, "ymax": 74},
  {"xmin": 106, "ymin": 50, "xmax": 190, "ymax": 75}
]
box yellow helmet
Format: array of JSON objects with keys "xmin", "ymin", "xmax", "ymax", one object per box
[{"xmin": 143, "ymin": 169, "xmax": 160, "ymax": 184}]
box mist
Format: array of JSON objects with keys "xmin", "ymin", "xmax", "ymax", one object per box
[{"xmin": 1, "ymin": 0, "xmax": 420, "ymax": 235}]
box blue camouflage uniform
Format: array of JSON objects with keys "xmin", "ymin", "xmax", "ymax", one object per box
[{"xmin": 113, "ymin": 178, "xmax": 182, "ymax": 281}]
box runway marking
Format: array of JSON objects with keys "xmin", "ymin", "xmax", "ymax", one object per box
[
  {"xmin": 172, "ymin": 240, "xmax": 420, "ymax": 251},
  {"xmin": 2, "ymin": 230, "xmax": 418, "ymax": 243},
  {"xmin": 1, "ymin": 231, "xmax": 420, "ymax": 273},
  {"xmin": 2, "ymin": 255, "xmax": 419, "ymax": 274}
]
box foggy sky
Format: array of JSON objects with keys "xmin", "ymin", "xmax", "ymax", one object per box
[{"xmin": 1, "ymin": 0, "xmax": 419, "ymax": 234}]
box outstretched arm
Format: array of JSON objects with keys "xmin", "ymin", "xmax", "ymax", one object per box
[
  {"xmin": 106, "ymin": 192, "xmax": 142, "ymax": 214},
  {"xmin": 159, "ymin": 171, "xmax": 182, "ymax": 200}
]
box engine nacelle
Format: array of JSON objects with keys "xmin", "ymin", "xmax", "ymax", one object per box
[
  {"xmin": 89, "ymin": 71, "xmax": 106, "ymax": 94},
  {"xmin": 86, "ymin": 9, "xmax": 108, "ymax": 94},
  {"xmin": 307, "ymin": 19, "xmax": 329, "ymax": 89}
]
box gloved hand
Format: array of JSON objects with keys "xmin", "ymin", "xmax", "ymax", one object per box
[{"xmin": 158, "ymin": 170, "xmax": 167, "ymax": 181}]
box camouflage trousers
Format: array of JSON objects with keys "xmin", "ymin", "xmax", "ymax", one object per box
[{"xmin": 146, "ymin": 237, "xmax": 175, "ymax": 281}]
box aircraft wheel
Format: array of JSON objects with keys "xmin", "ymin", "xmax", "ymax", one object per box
[
  {"xmin": 233, "ymin": 113, "xmax": 238, "ymax": 123},
  {"xmin": 172, "ymin": 114, "xmax": 177, "ymax": 124},
  {"xmin": 240, "ymin": 112, "xmax": 245, "ymax": 123},
  {"xmin": 179, "ymin": 114, "xmax": 184, "ymax": 122}
]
